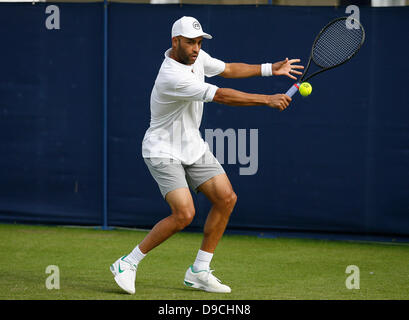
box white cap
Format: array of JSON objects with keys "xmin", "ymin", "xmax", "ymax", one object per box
[{"xmin": 171, "ymin": 16, "xmax": 212, "ymax": 40}]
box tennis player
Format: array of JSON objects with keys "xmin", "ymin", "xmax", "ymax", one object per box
[{"xmin": 110, "ymin": 16, "xmax": 303, "ymax": 294}]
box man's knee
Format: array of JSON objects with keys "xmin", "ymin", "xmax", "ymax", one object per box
[
  {"xmin": 172, "ymin": 206, "xmax": 195, "ymax": 230},
  {"xmin": 216, "ymin": 190, "xmax": 237, "ymax": 212},
  {"xmin": 227, "ymin": 191, "xmax": 238, "ymax": 210}
]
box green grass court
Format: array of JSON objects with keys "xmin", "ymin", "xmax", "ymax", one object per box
[{"xmin": 0, "ymin": 223, "xmax": 408, "ymax": 300}]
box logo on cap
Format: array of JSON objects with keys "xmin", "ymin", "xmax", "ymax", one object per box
[{"xmin": 192, "ymin": 20, "xmax": 201, "ymax": 30}]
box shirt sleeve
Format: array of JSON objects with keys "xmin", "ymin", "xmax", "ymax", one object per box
[
  {"xmin": 174, "ymin": 75, "xmax": 219, "ymax": 102},
  {"xmin": 201, "ymin": 50, "xmax": 226, "ymax": 78}
]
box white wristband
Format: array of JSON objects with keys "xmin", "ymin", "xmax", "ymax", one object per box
[{"xmin": 261, "ymin": 63, "xmax": 273, "ymax": 77}]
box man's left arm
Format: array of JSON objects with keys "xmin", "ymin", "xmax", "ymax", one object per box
[{"xmin": 219, "ymin": 58, "xmax": 304, "ymax": 80}]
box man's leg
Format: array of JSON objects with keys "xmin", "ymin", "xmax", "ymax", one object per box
[
  {"xmin": 197, "ymin": 173, "xmax": 237, "ymax": 253},
  {"xmin": 138, "ymin": 187, "xmax": 195, "ymax": 254},
  {"xmin": 183, "ymin": 173, "xmax": 236, "ymax": 293},
  {"xmin": 111, "ymin": 157, "xmax": 198, "ymax": 294},
  {"xmin": 110, "ymin": 187, "xmax": 195, "ymax": 294}
]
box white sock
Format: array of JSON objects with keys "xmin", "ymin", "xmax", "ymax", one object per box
[
  {"xmin": 193, "ymin": 249, "xmax": 213, "ymax": 272},
  {"xmin": 125, "ymin": 245, "xmax": 146, "ymax": 266}
]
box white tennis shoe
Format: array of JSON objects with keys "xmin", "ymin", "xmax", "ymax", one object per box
[
  {"xmin": 184, "ymin": 265, "xmax": 231, "ymax": 293},
  {"xmin": 110, "ymin": 255, "xmax": 137, "ymax": 294}
]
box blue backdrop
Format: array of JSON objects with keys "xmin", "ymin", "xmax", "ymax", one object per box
[{"xmin": 0, "ymin": 3, "xmax": 408, "ymax": 236}]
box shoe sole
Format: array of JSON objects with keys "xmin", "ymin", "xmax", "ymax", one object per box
[{"xmin": 183, "ymin": 279, "xmax": 231, "ymax": 293}]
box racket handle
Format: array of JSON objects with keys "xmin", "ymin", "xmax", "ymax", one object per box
[{"xmin": 285, "ymin": 83, "xmax": 300, "ymax": 98}]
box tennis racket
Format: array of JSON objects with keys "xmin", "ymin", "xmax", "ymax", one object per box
[{"xmin": 286, "ymin": 16, "xmax": 365, "ymax": 98}]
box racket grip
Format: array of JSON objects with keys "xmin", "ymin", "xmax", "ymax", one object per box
[{"xmin": 285, "ymin": 83, "xmax": 300, "ymax": 98}]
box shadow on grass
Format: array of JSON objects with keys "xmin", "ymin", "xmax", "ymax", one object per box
[{"xmin": 75, "ymin": 278, "xmax": 193, "ymax": 298}]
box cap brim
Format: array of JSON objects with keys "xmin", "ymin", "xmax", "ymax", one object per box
[
  {"xmin": 179, "ymin": 31, "xmax": 212, "ymax": 40},
  {"xmin": 202, "ymin": 33, "xmax": 212, "ymax": 39}
]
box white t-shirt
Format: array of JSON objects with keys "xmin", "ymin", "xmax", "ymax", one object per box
[{"xmin": 142, "ymin": 48, "xmax": 225, "ymax": 165}]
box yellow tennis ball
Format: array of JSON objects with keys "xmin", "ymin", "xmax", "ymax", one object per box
[{"xmin": 299, "ymin": 82, "xmax": 312, "ymax": 97}]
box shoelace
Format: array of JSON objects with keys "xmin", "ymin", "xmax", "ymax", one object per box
[
  {"xmin": 205, "ymin": 269, "xmax": 221, "ymax": 284},
  {"xmin": 121, "ymin": 259, "xmax": 137, "ymax": 271}
]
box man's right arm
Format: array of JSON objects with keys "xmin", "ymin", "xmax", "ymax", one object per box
[{"xmin": 212, "ymin": 88, "xmax": 292, "ymax": 111}]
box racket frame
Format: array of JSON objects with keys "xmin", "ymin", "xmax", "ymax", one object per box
[{"xmin": 286, "ymin": 16, "xmax": 365, "ymax": 97}]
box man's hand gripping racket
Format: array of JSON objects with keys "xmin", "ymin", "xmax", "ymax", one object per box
[{"xmin": 286, "ymin": 16, "xmax": 365, "ymax": 98}]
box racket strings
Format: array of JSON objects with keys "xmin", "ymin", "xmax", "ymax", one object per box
[{"xmin": 312, "ymin": 19, "xmax": 364, "ymax": 68}]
